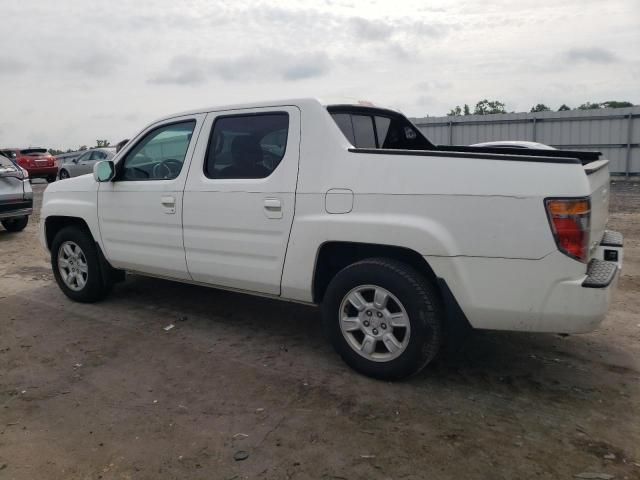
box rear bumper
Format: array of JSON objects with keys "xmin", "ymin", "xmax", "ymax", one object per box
[
  {"xmin": 26, "ymin": 166, "xmax": 58, "ymax": 177},
  {"xmin": 541, "ymin": 230, "xmax": 623, "ymax": 332},
  {"xmin": 0, "ymin": 199, "xmax": 33, "ymax": 220},
  {"xmin": 425, "ymin": 230, "xmax": 624, "ymax": 334}
]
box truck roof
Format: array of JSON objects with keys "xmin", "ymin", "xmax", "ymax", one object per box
[{"xmin": 152, "ymin": 97, "xmax": 398, "ymax": 124}]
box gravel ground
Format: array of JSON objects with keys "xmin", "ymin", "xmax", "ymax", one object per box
[{"xmin": 0, "ymin": 180, "xmax": 639, "ymax": 480}]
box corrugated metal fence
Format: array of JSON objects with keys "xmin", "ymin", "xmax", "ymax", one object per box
[{"xmin": 411, "ymin": 106, "xmax": 640, "ymax": 175}]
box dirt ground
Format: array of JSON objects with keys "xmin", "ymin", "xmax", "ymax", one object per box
[{"xmin": 1, "ymin": 180, "xmax": 639, "ymax": 480}]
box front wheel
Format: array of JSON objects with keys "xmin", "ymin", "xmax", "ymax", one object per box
[
  {"xmin": 322, "ymin": 258, "xmax": 443, "ymax": 380},
  {"xmin": 59, "ymin": 169, "xmax": 70, "ymax": 180},
  {"xmin": 2, "ymin": 216, "xmax": 29, "ymax": 232},
  {"xmin": 51, "ymin": 226, "xmax": 112, "ymax": 302}
]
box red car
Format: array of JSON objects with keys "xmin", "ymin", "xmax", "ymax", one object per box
[{"xmin": 1, "ymin": 148, "xmax": 58, "ymax": 182}]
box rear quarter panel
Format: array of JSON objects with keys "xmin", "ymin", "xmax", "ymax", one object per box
[{"xmin": 281, "ymin": 103, "xmax": 592, "ymax": 303}]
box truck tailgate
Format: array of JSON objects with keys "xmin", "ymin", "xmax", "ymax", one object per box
[{"xmin": 585, "ymin": 160, "xmax": 610, "ymax": 258}]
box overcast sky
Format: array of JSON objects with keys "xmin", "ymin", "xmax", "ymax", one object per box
[{"xmin": 1, "ymin": 0, "xmax": 638, "ymax": 150}]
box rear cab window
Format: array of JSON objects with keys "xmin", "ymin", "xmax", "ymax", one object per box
[{"xmin": 328, "ymin": 106, "xmax": 434, "ymax": 150}]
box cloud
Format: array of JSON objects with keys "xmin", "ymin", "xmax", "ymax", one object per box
[
  {"xmin": 149, "ymin": 51, "xmax": 331, "ymax": 85},
  {"xmin": 349, "ymin": 16, "xmax": 450, "ymax": 43},
  {"xmin": 148, "ymin": 55, "xmax": 209, "ymax": 86},
  {"xmin": 565, "ymin": 47, "xmax": 619, "ymax": 64},
  {"xmin": 282, "ymin": 54, "xmax": 331, "ymax": 80},
  {"xmin": 66, "ymin": 51, "xmax": 122, "ymax": 76},
  {"xmin": 0, "ymin": 57, "xmax": 28, "ymax": 75},
  {"xmin": 350, "ymin": 18, "xmax": 395, "ymax": 41}
]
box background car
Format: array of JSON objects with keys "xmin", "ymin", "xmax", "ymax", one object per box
[
  {"xmin": 470, "ymin": 141, "xmax": 556, "ymax": 150},
  {"xmin": 55, "ymin": 151, "xmax": 83, "ymax": 164},
  {"xmin": 58, "ymin": 147, "xmax": 116, "ymax": 179},
  {"xmin": 0, "ymin": 148, "xmax": 58, "ymax": 182},
  {"xmin": 0, "ymin": 152, "xmax": 33, "ymax": 232}
]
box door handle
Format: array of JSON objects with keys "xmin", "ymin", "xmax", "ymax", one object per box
[
  {"xmin": 263, "ymin": 198, "xmax": 282, "ymax": 219},
  {"xmin": 161, "ymin": 195, "xmax": 176, "ymax": 214}
]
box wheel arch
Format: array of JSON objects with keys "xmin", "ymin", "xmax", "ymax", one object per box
[
  {"xmin": 312, "ymin": 242, "xmax": 439, "ymax": 303},
  {"xmin": 45, "ymin": 216, "xmax": 95, "ymax": 249},
  {"xmin": 311, "ymin": 241, "xmax": 472, "ymax": 337}
]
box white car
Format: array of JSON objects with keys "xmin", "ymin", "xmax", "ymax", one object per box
[{"xmin": 39, "ymin": 98, "xmax": 623, "ymax": 379}]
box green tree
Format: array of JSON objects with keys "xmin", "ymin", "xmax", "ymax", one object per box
[
  {"xmin": 558, "ymin": 104, "xmax": 571, "ymax": 111},
  {"xmin": 463, "ymin": 104, "xmax": 470, "ymax": 115},
  {"xmin": 79, "ymin": 145, "xmax": 88, "ymax": 151},
  {"xmin": 474, "ymin": 99, "xmax": 506, "ymax": 115},
  {"xmin": 96, "ymin": 139, "xmax": 111, "ymax": 147},
  {"xmin": 577, "ymin": 102, "xmax": 602, "ymax": 110},
  {"xmin": 530, "ymin": 104, "xmax": 551, "ymax": 113},
  {"xmin": 447, "ymin": 105, "xmax": 462, "ymax": 116},
  {"xmin": 600, "ymin": 100, "xmax": 634, "ymax": 109}
]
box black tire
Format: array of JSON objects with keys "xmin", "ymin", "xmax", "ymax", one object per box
[
  {"xmin": 47, "ymin": 175, "xmax": 57, "ymax": 183},
  {"xmin": 51, "ymin": 226, "xmax": 112, "ymax": 302},
  {"xmin": 59, "ymin": 169, "xmax": 70, "ymax": 180},
  {"xmin": 1, "ymin": 216, "xmax": 29, "ymax": 232},
  {"xmin": 322, "ymin": 258, "xmax": 443, "ymax": 380}
]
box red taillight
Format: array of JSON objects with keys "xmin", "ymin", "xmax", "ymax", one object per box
[
  {"xmin": 17, "ymin": 157, "xmax": 30, "ymax": 167},
  {"xmin": 545, "ymin": 198, "xmax": 591, "ymax": 262}
]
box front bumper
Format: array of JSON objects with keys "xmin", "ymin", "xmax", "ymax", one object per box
[{"xmin": 0, "ymin": 199, "xmax": 33, "ymax": 220}]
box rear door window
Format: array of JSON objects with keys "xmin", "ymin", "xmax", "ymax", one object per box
[{"xmin": 204, "ymin": 113, "xmax": 289, "ymax": 179}]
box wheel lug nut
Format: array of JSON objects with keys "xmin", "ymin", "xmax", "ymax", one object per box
[
  {"xmin": 363, "ymin": 320, "xmax": 370, "ymax": 327},
  {"xmin": 366, "ymin": 310, "xmax": 372, "ymax": 316},
  {"xmin": 372, "ymin": 328, "xmax": 378, "ymax": 335},
  {"xmin": 381, "ymin": 323, "xmax": 387, "ymax": 329},
  {"xmin": 376, "ymin": 312, "xmax": 383, "ymax": 318}
]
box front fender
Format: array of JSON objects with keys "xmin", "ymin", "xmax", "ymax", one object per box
[{"xmin": 40, "ymin": 190, "xmax": 100, "ymax": 252}]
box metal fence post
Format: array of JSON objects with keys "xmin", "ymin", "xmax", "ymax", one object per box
[
  {"xmin": 626, "ymin": 113, "xmax": 633, "ymax": 178},
  {"xmin": 448, "ymin": 121, "xmax": 454, "ymax": 145},
  {"xmin": 532, "ymin": 118, "xmax": 537, "ymax": 142}
]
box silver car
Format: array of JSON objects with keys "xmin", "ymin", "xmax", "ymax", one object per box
[
  {"xmin": 58, "ymin": 147, "xmax": 116, "ymax": 179},
  {"xmin": 0, "ymin": 153, "xmax": 33, "ymax": 232}
]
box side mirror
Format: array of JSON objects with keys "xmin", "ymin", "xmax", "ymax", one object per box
[
  {"xmin": 93, "ymin": 160, "xmax": 115, "ymax": 182},
  {"xmin": 72, "ymin": 158, "xmax": 79, "ymax": 163}
]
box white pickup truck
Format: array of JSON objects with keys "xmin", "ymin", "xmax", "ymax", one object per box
[{"xmin": 40, "ymin": 98, "xmax": 623, "ymax": 379}]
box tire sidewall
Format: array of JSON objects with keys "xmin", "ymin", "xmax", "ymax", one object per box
[
  {"xmin": 322, "ymin": 260, "xmax": 442, "ymax": 380},
  {"xmin": 51, "ymin": 226, "xmax": 107, "ymax": 302}
]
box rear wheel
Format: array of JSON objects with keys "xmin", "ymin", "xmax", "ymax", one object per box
[
  {"xmin": 1, "ymin": 216, "xmax": 29, "ymax": 232},
  {"xmin": 59, "ymin": 169, "xmax": 70, "ymax": 180},
  {"xmin": 47, "ymin": 175, "xmax": 57, "ymax": 183},
  {"xmin": 51, "ymin": 226, "xmax": 112, "ymax": 302},
  {"xmin": 322, "ymin": 258, "xmax": 443, "ymax": 380}
]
